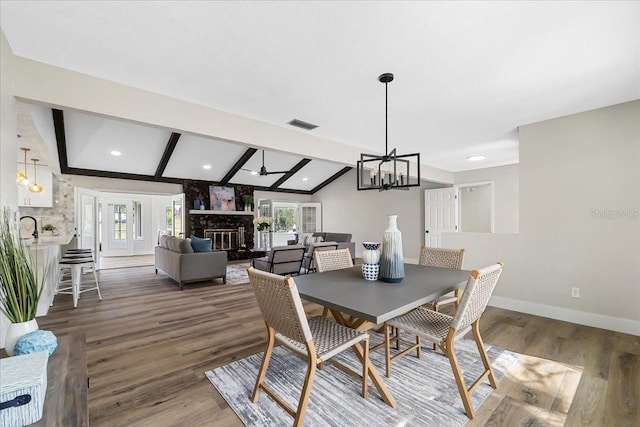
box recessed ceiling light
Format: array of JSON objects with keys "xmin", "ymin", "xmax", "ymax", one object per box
[
  {"xmin": 110, "ymin": 150, "xmax": 122, "ymax": 156},
  {"xmin": 203, "ymin": 164, "xmax": 212, "ymax": 170},
  {"xmin": 302, "ymin": 177, "xmax": 309, "ymax": 181},
  {"xmin": 250, "ymin": 171, "xmax": 259, "ymax": 176},
  {"xmin": 467, "ymin": 155, "xmax": 486, "ymax": 161}
]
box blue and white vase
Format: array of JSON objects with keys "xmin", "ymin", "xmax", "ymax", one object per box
[
  {"xmin": 361, "ymin": 242, "xmax": 381, "ymax": 281},
  {"xmin": 379, "ymin": 215, "xmax": 404, "ymax": 283}
]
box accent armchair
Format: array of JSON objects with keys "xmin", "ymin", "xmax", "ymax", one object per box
[{"xmin": 251, "ymin": 245, "xmax": 306, "ymax": 276}]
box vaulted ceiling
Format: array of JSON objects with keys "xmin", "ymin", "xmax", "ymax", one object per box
[{"xmin": 3, "ymin": 1, "xmax": 639, "ymax": 193}]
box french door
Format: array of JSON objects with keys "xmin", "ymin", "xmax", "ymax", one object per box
[{"xmin": 101, "ymin": 197, "xmax": 134, "ymax": 256}]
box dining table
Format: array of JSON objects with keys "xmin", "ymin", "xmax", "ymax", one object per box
[{"xmin": 293, "ymin": 263, "xmax": 471, "ymax": 408}]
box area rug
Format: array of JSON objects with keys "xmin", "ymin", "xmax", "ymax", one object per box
[
  {"xmin": 206, "ymin": 334, "xmax": 519, "ymax": 426},
  {"xmin": 226, "ymin": 263, "xmax": 250, "ymax": 285}
]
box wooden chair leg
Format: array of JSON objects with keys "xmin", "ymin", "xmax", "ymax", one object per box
[
  {"xmin": 293, "ymin": 358, "xmax": 317, "ymax": 427},
  {"xmin": 394, "ymin": 327, "xmax": 400, "ymax": 350},
  {"xmin": 472, "ymin": 320, "xmax": 497, "ymax": 388},
  {"xmin": 445, "ymin": 334, "xmax": 475, "ymax": 419},
  {"xmin": 384, "ymin": 324, "xmax": 392, "ymax": 378},
  {"xmin": 251, "ymin": 327, "xmax": 275, "ymax": 402},
  {"xmin": 322, "ymin": 307, "xmax": 329, "ymax": 317},
  {"xmin": 361, "ymin": 338, "xmax": 369, "ymax": 399}
]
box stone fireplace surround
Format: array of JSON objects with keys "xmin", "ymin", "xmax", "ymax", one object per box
[{"xmin": 185, "ymin": 180, "xmax": 255, "ymax": 260}]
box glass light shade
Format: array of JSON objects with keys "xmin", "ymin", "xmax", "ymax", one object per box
[{"xmin": 29, "ymin": 183, "xmax": 43, "ymax": 193}]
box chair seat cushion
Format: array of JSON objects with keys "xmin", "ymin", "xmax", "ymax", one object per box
[
  {"xmin": 277, "ymin": 316, "xmax": 369, "ymax": 362},
  {"xmin": 252, "ymin": 257, "xmax": 270, "ymax": 271},
  {"xmin": 386, "ymin": 308, "xmax": 453, "ymax": 343}
]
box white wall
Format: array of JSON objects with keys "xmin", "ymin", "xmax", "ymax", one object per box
[
  {"xmin": 68, "ymin": 175, "xmax": 182, "ymax": 195},
  {"xmin": 315, "ymin": 169, "xmax": 445, "ymax": 261},
  {"xmin": 1, "ymin": 30, "xmax": 17, "ymax": 209},
  {"xmin": 0, "ymin": 30, "xmax": 17, "ymax": 348},
  {"xmin": 459, "ymin": 184, "xmax": 492, "ymax": 233},
  {"xmin": 454, "ymin": 164, "xmax": 519, "ymax": 233},
  {"xmin": 445, "ymin": 101, "xmax": 640, "ymax": 335}
]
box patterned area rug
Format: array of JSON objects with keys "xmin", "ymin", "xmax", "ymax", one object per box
[
  {"xmin": 226, "ymin": 263, "xmax": 250, "ymax": 285},
  {"xmin": 206, "ymin": 333, "xmax": 519, "ymax": 426}
]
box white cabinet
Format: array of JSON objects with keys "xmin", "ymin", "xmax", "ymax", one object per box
[{"xmin": 18, "ymin": 164, "xmax": 53, "ymax": 207}]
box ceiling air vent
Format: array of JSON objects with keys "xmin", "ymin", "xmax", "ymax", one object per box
[{"xmin": 288, "ymin": 119, "xmax": 318, "ymax": 131}]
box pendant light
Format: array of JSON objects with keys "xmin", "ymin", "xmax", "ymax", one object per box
[
  {"xmin": 29, "ymin": 158, "xmax": 43, "ymax": 193},
  {"xmin": 357, "ymin": 73, "xmax": 421, "ymax": 191},
  {"xmin": 17, "ymin": 147, "xmax": 32, "ymax": 188}
]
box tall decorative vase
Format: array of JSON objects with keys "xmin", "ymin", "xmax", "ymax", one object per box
[
  {"xmin": 5, "ymin": 319, "xmax": 39, "ymax": 356},
  {"xmin": 379, "ymin": 215, "xmax": 404, "ymax": 283}
]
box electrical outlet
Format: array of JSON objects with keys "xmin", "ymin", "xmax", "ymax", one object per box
[{"xmin": 571, "ymin": 287, "xmax": 580, "ymax": 298}]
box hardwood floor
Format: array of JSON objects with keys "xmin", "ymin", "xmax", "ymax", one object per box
[{"xmin": 39, "ymin": 266, "xmax": 639, "ymax": 426}]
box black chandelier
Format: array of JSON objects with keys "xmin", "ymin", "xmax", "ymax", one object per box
[{"xmin": 357, "ymin": 73, "xmax": 421, "ymax": 191}]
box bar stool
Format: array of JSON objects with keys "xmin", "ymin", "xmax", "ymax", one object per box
[{"xmin": 56, "ymin": 250, "xmax": 101, "ymax": 308}]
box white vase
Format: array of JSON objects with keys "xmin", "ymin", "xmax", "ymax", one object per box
[
  {"xmin": 379, "ymin": 215, "xmax": 404, "ymax": 283},
  {"xmin": 5, "ymin": 319, "xmax": 39, "ymax": 356}
]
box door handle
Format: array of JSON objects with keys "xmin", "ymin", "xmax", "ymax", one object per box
[{"xmin": 425, "ymin": 230, "xmax": 429, "ymax": 234}]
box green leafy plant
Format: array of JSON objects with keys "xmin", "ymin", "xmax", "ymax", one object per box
[
  {"xmin": 241, "ymin": 194, "xmax": 253, "ymax": 205},
  {"xmin": 0, "ymin": 208, "xmax": 44, "ymax": 323},
  {"xmin": 42, "ymin": 224, "xmax": 56, "ymax": 231}
]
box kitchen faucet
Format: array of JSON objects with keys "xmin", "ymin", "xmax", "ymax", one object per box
[{"xmin": 19, "ymin": 216, "xmax": 38, "ymax": 239}]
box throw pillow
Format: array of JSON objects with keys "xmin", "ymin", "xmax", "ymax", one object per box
[
  {"xmin": 190, "ymin": 235, "xmax": 212, "ymax": 252},
  {"xmin": 178, "ymin": 238, "xmax": 194, "ymax": 254},
  {"xmin": 159, "ymin": 234, "xmax": 170, "ymax": 248}
]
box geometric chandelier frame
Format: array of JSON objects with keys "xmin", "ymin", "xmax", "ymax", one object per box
[{"xmin": 357, "ymin": 73, "xmax": 421, "ymax": 191}]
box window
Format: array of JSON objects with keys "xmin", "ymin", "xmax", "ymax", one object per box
[
  {"xmin": 113, "ymin": 204, "xmax": 126, "ymax": 240},
  {"xmin": 273, "ymin": 205, "xmax": 297, "ymax": 233},
  {"xmin": 133, "ymin": 201, "xmax": 143, "ymax": 239},
  {"xmin": 165, "ymin": 207, "xmax": 172, "ymax": 229}
]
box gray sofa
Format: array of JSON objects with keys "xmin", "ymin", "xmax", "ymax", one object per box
[
  {"xmin": 155, "ymin": 236, "xmax": 227, "ymax": 290},
  {"xmin": 309, "ymin": 232, "xmax": 356, "ymax": 260}
]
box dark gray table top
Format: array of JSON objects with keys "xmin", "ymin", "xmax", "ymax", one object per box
[{"xmin": 294, "ymin": 264, "xmax": 471, "ymax": 324}]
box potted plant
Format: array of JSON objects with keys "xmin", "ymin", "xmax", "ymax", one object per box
[
  {"xmin": 42, "ymin": 224, "xmax": 56, "ymax": 235},
  {"xmin": 0, "ymin": 207, "xmax": 45, "ymax": 355},
  {"xmin": 241, "ymin": 194, "xmax": 253, "ymax": 212}
]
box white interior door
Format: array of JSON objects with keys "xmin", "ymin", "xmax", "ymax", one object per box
[
  {"xmin": 424, "ymin": 188, "xmax": 457, "ymax": 248},
  {"xmin": 170, "ymin": 193, "xmax": 185, "ymax": 238},
  {"xmin": 75, "ymin": 187, "xmax": 100, "ymax": 269},
  {"xmin": 101, "ymin": 197, "xmax": 133, "ymax": 256}
]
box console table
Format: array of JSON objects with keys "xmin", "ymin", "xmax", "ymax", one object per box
[{"xmin": 33, "ymin": 332, "xmax": 88, "ymax": 426}]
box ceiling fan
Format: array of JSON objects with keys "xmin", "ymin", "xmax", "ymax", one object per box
[{"xmin": 243, "ymin": 150, "xmax": 289, "ymax": 176}]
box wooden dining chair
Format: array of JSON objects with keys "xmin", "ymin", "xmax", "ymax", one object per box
[
  {"xmin": 383, "ymin": 262, "xmax": 504, "ymax": 420},
  {"xmin": 313, "ymin": 248, "xmax": 354, "ymax": 317},
  {"xmin": 419, "ymin": 246, "xmax": 466, "ymax": 310},
  {"xmin": 247, "ymin": 267, "xmax": 370, "ymax": 427}
]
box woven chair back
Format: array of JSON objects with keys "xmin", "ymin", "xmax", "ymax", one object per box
[
  {"xmin": 314, "ymin": 248, "xmax": 354, "ymax": 273},
  {"xmin": 247, "ymin": 268, "xmax": 312, "ymax": 345},
  {"xmin": 451, "ymin": 263, "xmax": 503, "ymax": 332},
  {"xmin": 419, "ymin": 247, "xmax": 465, "ymax": 270}
]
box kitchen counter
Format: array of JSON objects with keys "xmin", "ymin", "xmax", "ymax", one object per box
[
  {"xmin": 22, "ymin": 232, "xmax": 74, "ymax": 247},
  {"xmin": 22, "ymin": 233, "xmax": 75, "ymax": 316}
]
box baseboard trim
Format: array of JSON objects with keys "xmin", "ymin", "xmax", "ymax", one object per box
[{"xmin": 489, "ymin": 296, "xmax": 640, "ymax": 336}]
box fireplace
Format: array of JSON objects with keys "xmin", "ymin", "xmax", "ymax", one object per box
[{"xmin": 204, "ymin": 227, "xmax": 245, "ymax": 250}]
